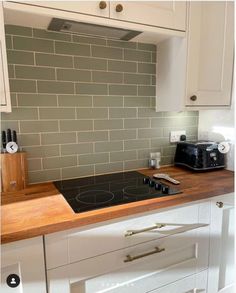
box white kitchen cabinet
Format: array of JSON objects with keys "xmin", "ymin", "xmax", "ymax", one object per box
[
  {"xmin": 46, "ymin": 202, "xmax": 210, "ymax": 293},
  {"xmin": 0, "ymin": 2, "xmax": 11, "ymax": 112},
  {"xmin": 157, "ymin": 1, "xmax": 234, "ymax": 111},
  {"xmin": 17, "ymin": 1, "xmax": 110, "ymax": 18},
  {"xmin": 1, "ymin": 236, "xmax": 47, "ymax": 293},
  {"xmin": 110, "ymin": 1, "xmax": 186, "ymax": 31},
  {"xmin": 208, "ymin": 193, "xmax": 235, "ymax": 293}
]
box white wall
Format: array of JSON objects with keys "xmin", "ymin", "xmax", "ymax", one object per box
[{"xmin": 198, "ymin": 95, "xmax": 235, "ymax": 171}]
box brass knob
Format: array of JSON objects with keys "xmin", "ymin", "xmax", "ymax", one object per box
[
  {"xmin": 216, "ymin": 201, "xmax": 224, "ymax": 208},
  {"xmin": 190, "ymin": 95, "xmax": 197, "ymax": 101},
  {"xmin": 116, "ymin": 4, "xmax": 123, "ymax": 12},
  {"xmin": 99, "ymin": 1, "xmax": 107, "ymax": 9}
]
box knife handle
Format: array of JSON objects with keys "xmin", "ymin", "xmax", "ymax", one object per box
[
  {"xmin": 2, "ymin": 130, "xmax": 6, "ymax": 149},
  {"xmin": 7, "ymin": 128, "xmax": 12, "ymax": 142},
  {"xmin": 12, "ymin": 130, "xmax": 17, "ymax": 144}
]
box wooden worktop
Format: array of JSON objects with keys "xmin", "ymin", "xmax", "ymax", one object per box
[{"xmin": 1, "ymin": 166, "xmax": 234, "ymax": 244}]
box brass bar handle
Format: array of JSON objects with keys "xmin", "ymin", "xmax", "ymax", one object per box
[
  {"xmin": 116, "ymin": 4, "xmax": 123, "ymax": 12},
  {"xmin": 190, "ymin": 95, "xmax": 197, "ymax": 101},
  {"xmin": 125, "ymin": 223, "xmax": 166, "ymax": 237},
  {"xmin": 99, "ymin": 1, "xmax": 107, "ymax": 9},
  {"xmin": 124, "ymin": 246, "xmax": 165, "ymax": 263}
]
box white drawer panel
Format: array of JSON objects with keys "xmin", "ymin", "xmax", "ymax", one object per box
[
  {"xmin": 45, "ymin": 202, "xmax": 210, "ymax": 269},
  {"xmin": 48, "ymin": 229, "xmax": 206, "ymax": 293}
]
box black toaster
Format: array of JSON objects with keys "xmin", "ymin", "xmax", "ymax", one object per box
[{"xmin": 174, "ymin": 141, "xmax": 225, "ymax": 171}]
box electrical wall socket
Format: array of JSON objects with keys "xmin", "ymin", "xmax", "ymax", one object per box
[{"xmin": 170, "ymin": 130, "xmax": 186, "ymax": 143}]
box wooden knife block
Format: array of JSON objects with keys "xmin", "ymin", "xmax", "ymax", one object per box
[{"xmin": 1, "ymin": 152, "xmax": 28, "ymax": 192}]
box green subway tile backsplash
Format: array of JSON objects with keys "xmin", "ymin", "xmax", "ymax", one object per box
[{"xmin": 2, "ymin": 25, "xmax": 198, "ymax": 183}]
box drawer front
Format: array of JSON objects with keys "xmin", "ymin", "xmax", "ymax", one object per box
[
  {"xmin": 45, "ymin": 202, "xmax": 210, "ymax": 269},
  {"xmin": 48, "ymin": 230, "xmax": 206, "ymax": 293}
]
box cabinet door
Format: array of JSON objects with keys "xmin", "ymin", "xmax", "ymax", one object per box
[
  {"xmin": 186, "ymin": 2, "xmax": 234, "ymax": 107},
  {"xmin": 17, "ymin": 1, "xmax": 110, "ymax": 18},
  {"xmin": 0, "ymin": 2, "xmax": 11, "ymax": 112},
  {"xmin": 208, "ymin": 193, "xmax": 235, "ymax": 293},
  {"xmin": 110, "ymin": 1, "xmax": 186, "ymax": 31},
  {"xmin": 1, "ymin": 237, "xmax": 47, "ymax": 293}
]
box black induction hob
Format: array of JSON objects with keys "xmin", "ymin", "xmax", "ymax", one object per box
[{"xmin": 54, "ymin": 171, "xmax": 182, "ymax": 213}]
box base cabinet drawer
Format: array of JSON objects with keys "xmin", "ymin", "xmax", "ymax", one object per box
[
  {"xmin": 47, "ymin": 228, "xmax": 208, "ymax": 293},
  {"xmin": 152, "ymin": 270, "xmax": 208, "ymax": 293},
  {"xmin": 45, "ymin": 203, "xmax": 210, "ymax": 269}
]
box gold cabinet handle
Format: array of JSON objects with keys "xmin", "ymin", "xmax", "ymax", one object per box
[
  {"xmin": 125, "ymin": 223, "xmax": 166, "ymax": 237},
  {"xmin": 216, "ymin": 201, "xmax": 224, "ymax": 208},
  {"xmin": 99, "ymin": 1, "xmax": 107, "ymax": 9},
  {"xmin": 116, "ymin": 4, "xmax": 123, "ymax": 12},
  {"xmin": 124, "ymin": 246, "xmax": 165, "ymax": 263}
]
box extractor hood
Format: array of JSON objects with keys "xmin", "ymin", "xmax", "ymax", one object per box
[{"xmin": 48, "ymin": 18, "xmax": 142, "ymax": 41}]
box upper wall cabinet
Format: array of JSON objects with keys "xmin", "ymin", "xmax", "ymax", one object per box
[
  {"xmin": 157, "ymin": 1, "xmax": 234, "ymax": 111},
  {"xmin": 18, "ymin": 1, "xmax": 110, "ymax": 18},
  {"xmin": 110, "ymin": 1, "xmax": 186, "ymax": 31},
  {"xmin": 0, "ymin": 2, "xmax": 11, "ymax": 113},
  {"xmin": 186, "ymin": 1, "xmax": 234, "ymax": 107}
]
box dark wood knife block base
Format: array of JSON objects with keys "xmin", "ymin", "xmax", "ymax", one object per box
[{"xmin": 1, "ymin": 152, "xmax": 28, "ymax": 192}]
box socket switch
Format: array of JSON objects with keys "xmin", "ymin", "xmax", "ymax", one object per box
[{"xmin": 170, "ymin": 130, "xmax": 186, "ymax": 143}]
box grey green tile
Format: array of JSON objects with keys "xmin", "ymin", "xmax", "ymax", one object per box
[
  {"xmin": 138, "ymin": 108, "xmax": 163, "ymax": 117},
  {"xmin": 9, "ymin": 79, "xmax": 36, "ymax": 93},
  {"xmin": 124, "ymin": 118, "xmax": 150, "ymax": 129},
  {"xmin": 124, "ymin": 49, "xmax": 151, "ymax": 62},
  {"xmin": 37, "ymin": 81, "xmax": 74, "ymax": 94},
  {"xmin": 33, "ymin": 28, "xmax": 71, "ymax": 41},
  {"xmin": 1, "ymin": 121, "xmax": 19, "ymax": 132},
  {"xmin": 138, "ymin": 85, "xmax": 155, "ymax": 96},
  {"xmin": 57, "ymin": 68, "xmax": 91, "ymax": 82},
  {"xmin": 17, "ymin": 134, "xmax": 40, "ymax": 146},
  {"xmin": 5, "ymin": 35, "xmax": 12, "ymax": 49},
  {"xmin": 60, "ymin": 120, "xmax": 93, "ymax": 132},
  {"xmin": 138, "ymin": 63, "xmax": 156, "ymax": 74},
  {"xmin": 109, "ymin": 84, "xmax": 137, "ymax": 96},
  {"xmin": 5, "ymin": 25, "xmax": 32, "ymax": 36},
  {"xmin": 94, "ymin": 119, "xmax": 123, "ymax": 130},
  {"xmin": 58, "ymin": 95, "xmax": 92, "ymax": 107},
  {"xmin": 55, "ymin": 41, "xmax": 90, "ymax": 56},
  {"xmin": 79, "ymin": 153, "xmax": 109, "ymax": 165},
  {"xmin": 124, "ymin": 159, "xmax": 148, "ymax": 170},
  {"xmin": 17, "ymin": 94, "xmax": 57, "ymax": 107},
  {"xmin": 62, "ymin": 165, "xmax": 94, "ymax": 179},
  {"xmin": 43, "ymin": 156, "xmax": 77, "ymax": 169},
  {"xmin": 76, "ymin": 83, "xmax": 108, "ymax": 95},
  {"xmin": 124, "ymin": 96, "xmax": 151, "ymax": 107},
  {"xmin": 95, "ymin": 162, "xmax": 123, "ymax": 175},
  {"xmin": 20, "ymin": 120, "xmax": 58, "ymax": 133},
  {"xmin": 95, "ymin": 141, "xmax": 123, "ymax": 152},
  {"xmin": 74, "ymin": 56, "xmax": 107, "ymax": 70},
  {"xmin": 7, "ymin": 50, "xmax": 34, "ymax": 65},
  {"xmin": 109, "ymin": 108, "xmax": 136, "ymax": 118},
  {"xmin": 39, "ymin": 108, "xmax": 75, "ymax": 120},
  {"xmin": 152, "ymin": 52, "xmax": 156, "ymax": 63},
  {"xmin": 77, "ymin": 131, "xmax": 108, "ymax": 143},
  {"xmin": 73, "ymin": 35, "xmax": 106, "ymax": 45},
  {"xmin": 28, "ymin": 169, "xmax": 60, "ymax": 183},
  {"xmin": 76, "ymin": 108, "xmax": 108, "ymax": 119},
  {"xmin": 2, "ymin": 107, "xmax": 38, "ymax": 120},
  {"xmin": 13, "ymin": 36, "xmax": 54, "ymax": 52},
  {"xmin": 151, "ymin": 117, "xmax": 198, "ymax": 128},
  {"xmin": 8, "ymin": 65, "xmax": 14, "ymax": 78},
  {"xmin": 110, "ymin": 129, "xmax": 136, "ymax": 141},
  {"xmin": 36, "ymin": 53, "xmax": 73, "ymax": 68},
  {"xmin": 162, "ymin": 146, "xmax": 176, "ymax": 156},
  {"xmin": 28, "ymin": 158, "xmax": 42, "ymax": 171},
  {"xmin": 124, "ymin": 73, "xmax": 151, "ymax": 85},
  {"xmin": 10, "ymin": 93, "xmax": 17, "ymax": 106},
  {"xmin": 107, "ymin": 39, "xmax": 136, "ymax": 49},
  {"xmin": 92, "ymin": 71, "xmax": 123, "ymax": 84},
  {"xmin": 138, "ymin": 128, "xmax": 163, "ymax": 139},
  {"xmin": 41, "ymin": 132, "xmax": 76, "ymax": 145},
  {"xmin": 23, "ymin": 145, "xmax": 60, "ymax": 158},
  {"xmin": 150, "ymin": 137, "xmax": 169, "ymax": 148},
  {"xmin": 124, "ymin": 139, "xmax": 149, "ymax": 150},
  {"xmin": 92, "ymin": 45, "xmax": 123, "ymax": 60},
  {"xmin": 110, "ymin": 150, "xmax": 137, "ymax": 162},
  {"xmin": 61, "ymin": 143, "xmax": 93, "ymax": 155},
  {"xmin": 137, "ymin": 43, "xmax": 156, "ymax": 52},
  {"xmin": 15, "ymin": 65, "xmax": 55, "ymax": 80},
  {"xmin": 93, "ymin": 96, "xmax": 123, "ymax": 107},
  {"xmin": 108, "ymin": 60, "xmax": 136, "ymax": 72}
]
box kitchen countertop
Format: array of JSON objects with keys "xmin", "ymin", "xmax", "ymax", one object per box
[{"xmin": 1, "ymin": 166, "xmax": 234, "ymax": 244}]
